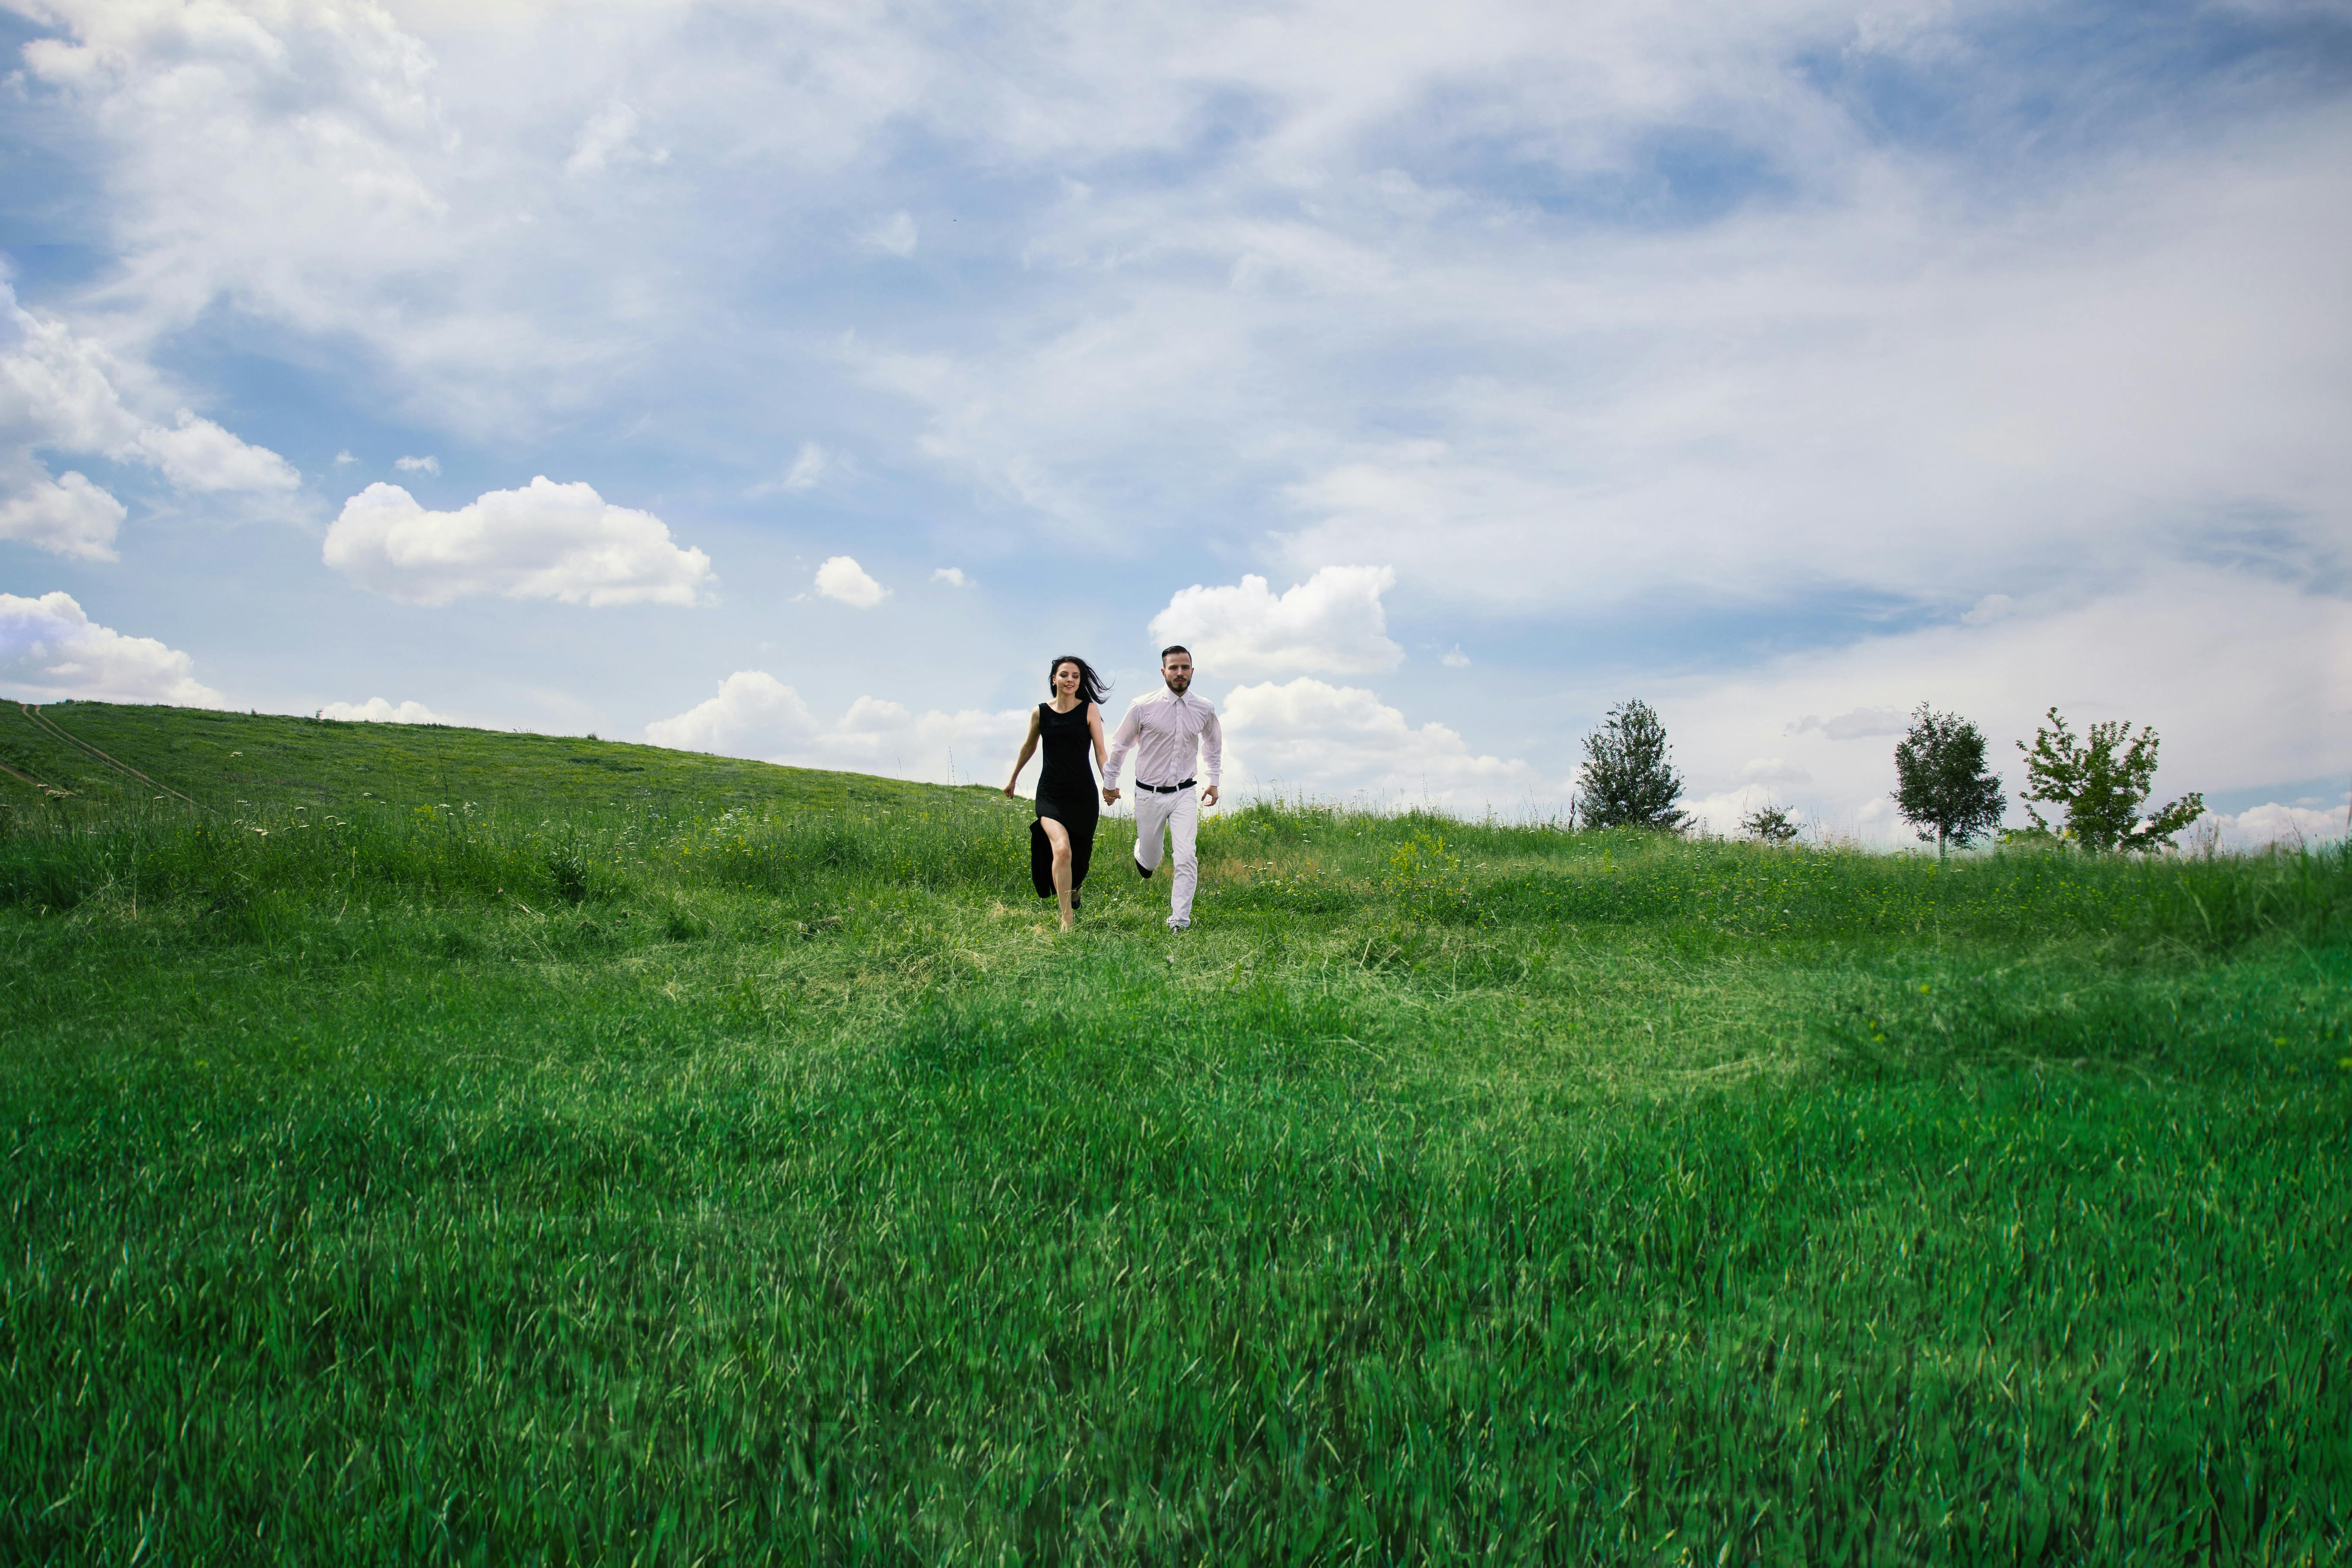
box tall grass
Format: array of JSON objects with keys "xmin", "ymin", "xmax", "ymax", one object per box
[
  {"xmin": 6, "ymin": 794, "xmax": 2343, "ymax": 952},
  {"xmin": 2, "ymin": 784, "xmax": 2347, "ymax": 1563}
]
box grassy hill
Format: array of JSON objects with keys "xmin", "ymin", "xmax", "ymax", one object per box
[
  {"xmin": 2, "ymin": 702, "xmax": 2347, "ymax": 1563},
  {"xmin": 0, "ymin": 698, "xmax": 967, "ymax": 817}
]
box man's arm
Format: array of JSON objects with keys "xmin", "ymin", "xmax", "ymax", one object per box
[
  {"xmin": 1102, "ymin": 702, "xmax": 1143, "ymax": 794},
  {"xmin": 1199, "ymin": 707, "xmax": 1223, "ymax": 807}
]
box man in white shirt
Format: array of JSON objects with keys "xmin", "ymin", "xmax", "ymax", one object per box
[{"xmin": 1101, "ymin": 645, "xmax": 1222, "ymax": 931}]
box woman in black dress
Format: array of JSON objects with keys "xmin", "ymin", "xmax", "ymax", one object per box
[{"xmin": 1003, "ymin": 655, "xmax": 1110, "ymax": 931}]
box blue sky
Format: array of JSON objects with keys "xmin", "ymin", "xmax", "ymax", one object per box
[{"xmin": 2, "ymin": 0, "xmax": 2346, "ymax": 843}]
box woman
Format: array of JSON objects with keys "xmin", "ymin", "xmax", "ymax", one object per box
[{"xmin": 1004, "ymin": 655, "xmax": 1110, "ymax": 931}]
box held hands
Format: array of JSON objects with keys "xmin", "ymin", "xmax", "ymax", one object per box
[{"xmin": 1101, "ymin": 786, "xmax": 1121, "ymax": 805}]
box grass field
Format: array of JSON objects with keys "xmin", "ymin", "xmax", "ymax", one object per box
[{"xmin": 3, "ymin": 700, "xmax": 2347, "ymax": 1565}]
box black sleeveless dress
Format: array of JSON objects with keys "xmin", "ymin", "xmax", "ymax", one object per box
[{"xmin": 1030, "ymin": 700, "xmax": 1099, "ymax": 898}]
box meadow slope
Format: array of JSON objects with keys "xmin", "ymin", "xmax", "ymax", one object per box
[{"xmin": 2, "ymin": 702, "xmax": 2347, "ymax": 1565}]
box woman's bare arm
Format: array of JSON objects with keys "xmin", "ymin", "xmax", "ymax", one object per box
[
  {"xmin": 1003, "ymin": 709, "xmax": 1044, "ymax": 797},
  {"xmin": 1091, "ymin": 702, "xmax": 1122, "ymax": 802}
]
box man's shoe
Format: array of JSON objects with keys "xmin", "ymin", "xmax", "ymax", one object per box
[
  {"xmin": 1134, "ymin": 859, "xmax": 1154, "ymax": 879},
  {"xmin": 1166, "ymin": 919, "xmax": 1190, "ymax": 932}
]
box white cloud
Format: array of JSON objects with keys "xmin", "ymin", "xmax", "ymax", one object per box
[
  {"xmin": 0, "ymin": 0, "xmax": 938, "ymax": 433},
  {"xmin": 323, "ymin": 476, "xmax": 714, "ymax": 607},
  {"xmin": 0, "ymin": 590, "xmax": 223, "ymax": 706},
  {"xmin": 1658, "ymin": 569, "xmax": 2352, "ymax": 843},
  {"xmin": 318, "ymin": 697, "xmax": 448, "ymax": 723},
  {"xmin": 1, "ymin": 283, "xmax": 296, "ymax": 548},
  {"xmin": 566, "ymin": 101, "xmax": 665, "ymax": 178},
  {"xmin": 814, "ymin": 555, "xmax": 887, "ymax": 608},
  {"xmin": 932, "ymin": 566, "xmax": 971, "ymax": 587},
  {"xmin": 1785, "ymin": 707, "xmax": 1910, "ymax": 741},
  {"xmin": 812, "ymin": 50, "xmax": 2352, "ymax": 627},
  {"xmin": 19, "ymin": 0, "xmax": 2345, "ymax": 627},
  {"xmin": 1149, "ymin": 566, "xmax": 1402, "ymax": 677},
  {"xmin": 783, "ymin": 443, "xmax": 828, "ymax": 492},
  {"xmin": 0, "ymin": 469, "xmax": 125, "ymax": 561},
  {"xmin": 394, "ymin": 454, "xmax": 441, "ymax": 475},
  {"xmin": 334, "ymin": 450, "xmax": 357, "ymax": 465},
  {"xmin": 1440, "ymin": 646, "xmax": 1470, "ymax": 668},
  {"xmin": 0, "ymin": 281, "xmax": 143, "ymax": 455},
  {"xmin": 1221, "ymin": 676, "xmax": 1536, "ymax": 810},
  {"xmin": 645, "ymin": 670, "xmax": 1026, "ymax": 786},
  {"xmin": 132, "ymin": 409, "xmax": 300, "ymax": 493},
  {"xmin": 1961, "ymin": 593, "xmax": 2016, "ymax": 627},
  {"xmin": 2213, "ymin": 800, "xmax": 2346, "ymax": 850},
  {"xmin": 7, "ymin": 0, "xmax": 2339, "ymax": 824},
  {"xmin": 817, "ymin": 694, "xmax": 1030, "ymax": 784},
  {"xmin": 645, "ymin": 671, "xmax": 819, "ymax": 754},
  {"xmin": 864, "ymin": 210, "xmax": 919, "ymax": 258},
  {"xmin": 1236, "ymin": 126, "xmax": 2351, "ymax": 617},
  {"xmin": 747, "ymin": 443, "xmax": 851, "ymax": 498}
]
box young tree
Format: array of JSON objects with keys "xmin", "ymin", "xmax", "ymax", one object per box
[
  {"xmin": 1741, "ymin": 801, "xmax": 1801, "ymax": 843},
  {"xmin": 1891, "ymin": 703, "xmax": 2006, "ymax": 854},
  {"xmin": 2016, "ymin": 707, "xmax": 2204, "ymax": 851},
  {"xmin": 1577, "ymin": 700, "xmax": 1689, "ymax": 830}
]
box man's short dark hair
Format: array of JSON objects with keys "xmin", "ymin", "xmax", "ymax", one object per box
[{"xmin": 1160, "ymin": 645, "xmax": 1191, "ymax": 664}]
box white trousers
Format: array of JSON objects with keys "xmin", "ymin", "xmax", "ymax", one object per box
[{"xmin": 1131, "ymin": 785, "xmax": 1199, "ymax": 928}]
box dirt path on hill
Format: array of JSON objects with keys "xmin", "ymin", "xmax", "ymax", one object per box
[
  {"xmin": 16, "ymin": 704, "xmax": 210, "ymax": 811},
  {"xmin": 0, "ymin": 755, "xmax": 69, "ymax": 797}
]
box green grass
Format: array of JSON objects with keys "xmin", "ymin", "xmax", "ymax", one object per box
[{"xmin": 2, "ymin": 702, "xmax": 2347, "ymax": 1564}]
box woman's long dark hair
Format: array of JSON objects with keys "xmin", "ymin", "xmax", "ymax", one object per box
[{"xmin": 1048, "ymin": 655, "xmax": 1110, "ymax": 707}]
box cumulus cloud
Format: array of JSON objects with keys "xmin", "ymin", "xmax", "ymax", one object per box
[
  {"xmin": 932, "ymin": 566, "xmax": 971, "ymax": 587},
  {"xmin": 1149, "ymin": 566, "xmax": 1402, "ymax": 677},
  {"xmin": 132, "ymin": 410, "xmax": 300, "ymax": 493},
  {"xmin": 323, "ymin": 476, "xmax": 714, "ymax": 607},
  {"xmin": 819, "ymin": 695, "xmax": 1030, "ymax": 783},
  {"xmin": 2212, "ymin": 801, "xmax": 2347, "ymax": 850},
  {"xmin": 814, "ymin": 555, "xmax": 887, "ymax": 608},
  {"xmin": 0, "ymin": 282, "xmax": 144, "ymax": 455},
  {"xmin": 0, "ymin": 469, "xmax": 125, "ymax": 561},
  {"xmin": 318, "ymin": 697, "xmax": 448, "ymax": 724},
  {"xmin": 0, "ymin": 283, "xmax": 297, "ymax": 555},
  {"xmin": 394, "ymin": 454, "xmax": 440, "ymax": 475},
  {"xmin": 645, "ymin": 671, "xmax": 820, "ymax": 754},
  {"xmin": 646, "ymin": 670, "xmax": 1025, "ymax": 786},
  {"xmin": 1658, "ymin": 570, "xmax": 2352, "ymax": 842},
  {"xmin": 0, "ymin": 591, "xmax": 223, "ymax": 705},
  {"xmin": 1221, "ymin": 676, "xmax": 1535, "ymax": 809}
]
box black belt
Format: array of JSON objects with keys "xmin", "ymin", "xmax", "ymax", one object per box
[{"xmin": 1135, "ymin": 778, "xmax": 1195, "ymax": 794}]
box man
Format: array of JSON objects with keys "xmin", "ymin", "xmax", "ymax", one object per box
[{"xmin": 1101, "ymin": 645, "xmax": 1222, "ymax": 931}]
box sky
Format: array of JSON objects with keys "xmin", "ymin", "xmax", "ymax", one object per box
[{"xmin": 1, "ymin": 0, "xmax": 2347, "ymax": 846}]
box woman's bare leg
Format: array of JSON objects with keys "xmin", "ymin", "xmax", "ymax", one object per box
[{"xmin": 1040, "ymin": 817, "xmax": 1075, "ymax": 929}]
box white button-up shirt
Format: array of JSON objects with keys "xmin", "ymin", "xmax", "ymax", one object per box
[{"xmin": 1104, "ymin": 687, "xmax": 1222, "ymax": 791}]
